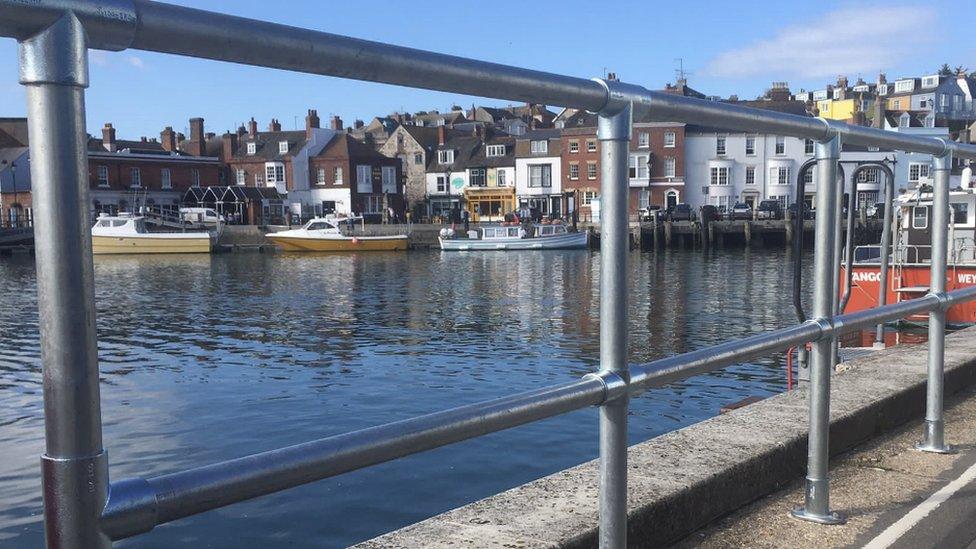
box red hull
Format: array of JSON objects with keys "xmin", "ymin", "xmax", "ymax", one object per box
[{"xmin": 842, "ymin": 265, "xmax": 976, "ymax": 325}]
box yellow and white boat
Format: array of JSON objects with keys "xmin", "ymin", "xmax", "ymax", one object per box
[
  {"xmin": 267, "ymin": 218, "xmax": 407, "ymax": 252},
  {"xmin": 91, "ymin": 214, "xmax": 212, "ymax": 255}
]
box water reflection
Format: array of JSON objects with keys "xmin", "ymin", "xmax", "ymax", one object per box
[{"xmin": 1, "ymin": 248, "xmax": 819, "ymax": 547}]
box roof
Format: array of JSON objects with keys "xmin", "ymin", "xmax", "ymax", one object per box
[
  {"xmin": 231, "ymin": 130, "xmax": 307, "ymax": 161},
  {"xmin": 685, "ymin": 100, "xmax": 813, "ymax": 134},
  {"xmin": 517, "ymin": 128, "xmax": 562, "ymax": 141},
  {"xmin": 885, "ymin": 111, "xmax": 930, "ymax": 128},
  {"xmin": 0, "ymin": 146, "xmax": 28, "ymax": 167},
  {"xmin": 86, "ymin": 137, "xmax": 170, "ymax": 155},
  {"xmin": 0, "ymin": 118, "xmax": 29, "ymax": 147},
  {"xmin": 428, "ymin": 134, "xmax": 482, "ymax": 172}
]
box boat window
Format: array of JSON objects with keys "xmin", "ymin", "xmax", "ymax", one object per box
[
  {"xmin": 96, "ymin": 220, "xmax": 111, "ymax": 227},
  {"xmin": 912, "ymin": 206, "xmax": 928, "ymax": 229},
  {"xmin": 541, "ymin": 226, "xmax": 554, "ymax": 235},
  {"xmin": 306, "ymin": 222, "xmax": 329, "ymax": 230},
  {"xmin": 508, "ymin": 227, "xmax": 519, "ymax": 237},
  {"xmin": 951, "ymin": 203, "xmax": 969, "ymax": 226},
  {"xmin": 112, "ymin": 220, "xmax": 127, "ymax": 227},
  {"xmin": 553, "ymin": 226, "xmax": 566, "ymax": 234}
]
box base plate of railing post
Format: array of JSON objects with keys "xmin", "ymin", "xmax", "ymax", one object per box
[
  {"xmin": 914, "ymin": 441, "xmax": 956, "ymax": 454},
  {"xmin": 790, "ymin": 506, "xmax": 847, "ymax": 525}
]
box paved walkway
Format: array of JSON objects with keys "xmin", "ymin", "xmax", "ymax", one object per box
[{"xmin": 675, "ymin": 385, "xmax": 976, "ymax": 549}]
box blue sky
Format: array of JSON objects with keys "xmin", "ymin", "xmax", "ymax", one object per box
[{"xmin": 0, "ymin": 0, "xmax": 970, "ymax": 140}]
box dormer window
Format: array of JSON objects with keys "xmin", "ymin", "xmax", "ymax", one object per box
[
  {"xmin": 278, "ymin": 141, "xmax": 288, "ymax": 154},
  {"xmin": 922, "ymin": 75, "xmax": 940, "ymax": 88},
  {"xmin": 486, "ymin": 144, "xmax": 506, "ymax": 157},
  {"xmin": 530, "ymin": 140, "xmax": 548, "ymax": 154},
  {"xmin": 247, "ymin": 142, "xmax": 256, "ymax": 155},
  {"xmin": 899, "ymin": 113, "xmax": 911, "ymax": 128},
  {"xmin": 437, "ymin": 149, "xmax": 454, "ymax": 164},
  {"xmin": 895, "ymin": 80, "xmax": 915, "ymax": 93}
]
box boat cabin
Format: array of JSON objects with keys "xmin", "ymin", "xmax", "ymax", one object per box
[
  {"xmin": 899, "ymin": 189, "xmax": 976, "ymax": 263},
  {"xmin": 92, "ymin": 215, "xmax": 148, "ymax": 235},
  {"xmin": 477, "ymin": 224, "xmax": 569, "ymax": 240}
]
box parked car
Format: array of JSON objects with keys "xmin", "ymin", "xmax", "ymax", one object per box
[
  {"xmin": 786, "ymin": 203, "xmax": 815, "ymax": 220},
  {"xmin": 637, "ymin": 205, "xmax": 662, "ymax": 221},
  {"xmin": 180, "ymin": 207, "xmax": 224, "ymax": 224},
  {"xmin": 729, "ymin": 203, "xmax": 752, "ymax": 221},
  {"xmin": 699, "ymin": 205, "xmax": 719, "ymax": 223},
  {"xmin": 756, "ymin": 200, "xmax": 783, "ymax": 220},
  {"xmin": 667, "ymin": 203, "xmax": 693, "ymax": 222}
]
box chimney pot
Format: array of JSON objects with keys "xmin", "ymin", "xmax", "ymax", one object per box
[
  {"xmin": 102, "ymin": 123, "xmax": 117, "ymax": 152},
  {"xmin": 330, "ymin": 115, "xmax": 343, "ymax": 131},
  {"xmin": 248, "ymin": 118, "xmax": 257, "ymax": 136},
  {"xmin": 437, "ymin": 125, "xmax": 446, "ymax": 146}
]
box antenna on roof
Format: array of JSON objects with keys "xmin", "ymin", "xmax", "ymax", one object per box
[{"xmin": 674, "ymin": 58, "xmax": 692, "ymax": 83}]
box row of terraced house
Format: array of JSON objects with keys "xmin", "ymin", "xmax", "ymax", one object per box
[{"xmin": 3, "ymin": 71, "xmax": 976, "ymax": 227}]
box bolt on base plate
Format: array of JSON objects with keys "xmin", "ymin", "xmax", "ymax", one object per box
[{"xmin": 790, "ymin": 507, "xmax": 847, "ymax": 525}]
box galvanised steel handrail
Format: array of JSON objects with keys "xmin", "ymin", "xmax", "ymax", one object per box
[{"xmin": 3, "ymin": 1, "xmax": 976, "ymax": 547}]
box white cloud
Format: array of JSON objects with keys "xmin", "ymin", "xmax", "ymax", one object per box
[
  {"xmin": 703, "ymin": 6, "xmax": 936, "ymax": 79},
  {"xmin": 88, "ymin": 51, "xmax": 147, "ymax": 70},
  {"xmin": 127, "ymin": 55, "xmax": 146, "ymax": 69}
]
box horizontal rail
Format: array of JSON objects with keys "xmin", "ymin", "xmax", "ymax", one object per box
[
  {"xmin": 3, "ymin": 0, "xmax": 976, "ymax": 160},
  {"xmin": 102, "ymin": 286, "xmax": 976, "ymax": 540}
]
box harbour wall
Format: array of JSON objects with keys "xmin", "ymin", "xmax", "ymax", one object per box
[{"xmin": 354, "ymin": 326, "xmax": 976, "ymax": 548}]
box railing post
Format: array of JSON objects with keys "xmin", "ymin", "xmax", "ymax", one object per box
[
  {"xmin": 596, "ymin": 79, "xmax": 632, "ymax": 549},
  {"xmin": 19, "ymin": 13, "xmax": 112, "ymax": 548},
  {"xmin": 917, "ymin": 149, "xmax": 955, "ymax": 454},
  {"xmin": 792, "ymin": 131, "xmax": 846, "ymax": 524},
  {"xmin": 875, "ymin": 176, "xmax": 895, "ymax": 348}
]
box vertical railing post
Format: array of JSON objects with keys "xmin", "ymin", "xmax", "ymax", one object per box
[
  {"xmin": 595, "ymin": 79, "xmax": 632, "ymax": 549},
  {"xmin": 19, "ymin": 13, "xmax": 112, "ymax": 548},
  {"xmin": 917, "ymin": 149, "xmax": 954, "ymax": 454},
  {"xmin": 792, "ymin": 131, "xmax": 846, "ymax": 524},
  {"xmin": 875, "ymin": 175, "xmax": 894, "ymax": 348}
]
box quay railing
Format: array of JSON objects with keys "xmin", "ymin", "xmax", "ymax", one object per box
[{"xmin": 4, "ymin": 2, "xmax": 976, "ymax": 547}]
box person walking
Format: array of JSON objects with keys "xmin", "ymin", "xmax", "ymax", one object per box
[{"xmin": 462, "ymin": 208, "xmax": 470, "ymax": 233}]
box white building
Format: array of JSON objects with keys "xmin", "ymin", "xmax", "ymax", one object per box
[{"xmin": 514, "ymin": 129, "xmax": 563, "ymax": 216}]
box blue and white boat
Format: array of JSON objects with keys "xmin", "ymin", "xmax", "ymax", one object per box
[{"xmin": 439, "ymin": 223, "xmax": 588, "ymax": 251}]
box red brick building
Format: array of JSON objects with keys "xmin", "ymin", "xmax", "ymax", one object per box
[
  {"xmin": 559, "ymin": 111, "xmax": 600, "ymax": 220},
  {"xmin": 629, "ymin": 119, "xmax": 686, "ymax": 214}
]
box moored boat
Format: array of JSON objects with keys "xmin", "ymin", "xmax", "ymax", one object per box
[
  {"xmin": 843, "ymin": 188, "xmax": 976, "ymax": 325},
  {"xmin": 91, "ymin": 214, "xmax": 212, "ymax": 254},
  {"xmin": 267, "ymin": 217, "xmax": 408, "ymax": 252},
  {"xmin": 439, "ymin": 222, "xmax": 588, "ymax": 251}
]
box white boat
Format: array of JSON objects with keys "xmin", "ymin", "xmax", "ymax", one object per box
[
  {"xmin": 91, "ymin": 214, "xmax": 212, "ymax": 254},
  {"xmin": 267, "ymin": 217, "xmax": 408, "ymax": 252},
  {"xmin": 439, "ymin": 223, "xmax": 588, "ymax": 251}
]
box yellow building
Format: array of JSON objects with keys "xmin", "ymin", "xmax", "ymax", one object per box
[{"xmin": 816, "ymin": 98, "xmax": 857, "ymax": 121}]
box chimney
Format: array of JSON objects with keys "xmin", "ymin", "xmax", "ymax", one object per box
[
  {"xmin": 205, "ymin": 132, "xmax": 215, "ymax": 140},
  {"xmin": 176, "ymin": 132, "xmax": 185, "ymax": 144},
  {"xmin": 160, "ymin": 126, "xmax": 176, "ymax": 152},
  {"xmin": 102, "ymin": 123, "xmax": 117, "ymax": 152},
  {"xmin": 873, "ymin": 98, "xmax": 886, "ymax": 129},
  {"xmin": 437, "ymin": 125, "xmax": 446, "ymax": 146},
  {"xmin": 237, "ymin": 124, "xmax": 246, "ymax": 140},
  {"xmin": 248, "ymin": 117, "xmax": 257, "ymax": 136},
  {"xmin": 330, "ymin": 115, "xmax": 343, "ymax": 131},
  {"xmin": 305, "ymin": 109, "xmax": 320, "ymax": 139},
  {"xmin": 354, "ymin": 119, "xmax": 364, "ymax": 129},
  {"xmin": 268, "ymin": 118, "xmax": 281, "ymax": 132},
  {"xmin": 186, "ymin": 117, "xmax": 205, "ymax": 156},
  {"xmin": 222, "ymin": 132, "xmax": 238, "ymax": 161},
  {"xmin": 878, "ymin": 73, "xmax": 887, "ymax": 86}
]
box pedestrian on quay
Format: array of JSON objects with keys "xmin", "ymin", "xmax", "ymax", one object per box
[{"xmin": 462, "ymin": 208, "xmax": 470, "ymax": 233}]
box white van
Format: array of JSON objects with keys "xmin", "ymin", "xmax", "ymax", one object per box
[{"xmin": 180, "ymin": 207, "xmax": 224, "ymax": 224}]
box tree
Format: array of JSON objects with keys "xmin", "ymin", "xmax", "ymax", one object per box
[
  {"xmin": 955, "ymin": 66, "xmax": 969, "ymax": 77},
  {"xmin": 939, "ymin": 64, "xmax": 953, "ymax": 77}
]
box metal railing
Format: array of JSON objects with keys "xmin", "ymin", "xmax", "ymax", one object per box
[{"xmin": 4, "ymin": 2, "xmax": 976, "ymax": 547}]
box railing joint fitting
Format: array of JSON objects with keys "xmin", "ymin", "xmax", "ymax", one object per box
[
  {"xmin": 932, "ymin": 140, "xmax": 953, "ymax": 169},
  {"xmin": 810, "ymin": 317, "xmax": 834, "ymax": 341},
  {"xmin": 583, "ymin": 370, "xmax": 629, "ymax": 405},
  {"xmin": 929, "ymin": 291, "xmax": 951, "ymax": 312}
]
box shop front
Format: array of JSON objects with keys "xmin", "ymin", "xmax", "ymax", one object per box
[{"xmin": 465, "ymin": 186, "xmax": 515, "ymax": 222}]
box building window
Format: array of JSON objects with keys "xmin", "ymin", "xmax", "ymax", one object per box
[
  {"xmin": 664, "ymin": 131, "xmax": 676, "ymax": 148},
  {"xmin": 804, "ymin": 139, "xmax": 814, "ymax": 155},
  {"xmin": 130, "ymin": 167, "xmax": 141, "ymax": 187},
  {"xmin": 710, "ymin": 166, "xmax": 730, "ymax": 185},
  {"xmin": 803, "ymin": 169, "xmax": 814, "ymax": 185},
  {"xmin": 414, "ymin": 153, "xmax": 423, "ymax": 165},
  {"xmin": 899, "ymin": 113, "xmax": 910, "ymax": 127},
  {"xmin": 856, "ymin": 169, "xmax": 878, "ymax": 183},
  {"xmin": 745, "ymin": 136, "xmax": 756, "ymax": 156},
  {"xmin": 486, "ymin": 144, "xmax": 506, "ymax": 157},
  {"xmin": 528, "ymin": 164, "xmax": 552, "ymax": 187},
  {"xmin": 912, "ymin": 206, "xmax": 928, "ymax": 229},
  {"xmin": 157, "ymin": 168, "xmax": 171, "ymax": 189},
  {"xmin": 716, "ymin": 136, "xmax": 726, "ymax": 156},
  {"xmin": 357, "ymin": 165, "xmax": 372, "ymax": 192},
  {"xmin": 497, "ymin": 170, "xmax": 507, "ymax": 187},
  {"xmin": 769, "ymin": 166, "xmax": 790, "ymax": 185},
  {"xmin": 317, "ymin": 168, "xmax": 326, "ymax": 185},
  {"xmin": 638, "ymin": 189, "xmax": 650, "ymax": 209},
  {"xmin": 366, "ymin": 195, "xmax": 384, "ymax": 213},
  {"xmin": 664, "ymin": 157, "xmax": 676, "ymax": 178},
  {"xmin": 893, "ymin": 99, "xmax": 902, "ymax": 110},
  {"xmin": 255, "ymin": 173, "xmax": 264, "ymax": 186},
  {"xmin": 638, "ymin": 132, "xmax": 649, "ymax": 148},
  {"xmin": 629, "ymin": 155, "xmax": 649, "ymax": 179},
  {"xmin": 470, "ymin": 168, "xmax": 487, "ymax": 187},
  {"xmin": 952, "ymin": 203, "xmax": 969, "ymax": 225},
  {"xmin": 775, "ymin": 136, "xmax": 785, "ymax": 155},
  {"xmin": 191, "ymin": 169, "xmax": 199, "ymax": 187},
  {"xmin": 436, "ymin": 175, "xmax": 446, "ymax": 193},
  {"xmin": 587, "ymin": 140, "xmax": 597, "ymax": 153},
  {"xmin": 909, "ymin": 162, "xmax": 930, "ymax": 182},
  {"xmin": 97, "ymin": 165, "xmax": 109, "ymax": 187},
  {"xmin": 745, "ymin": 166, "xmax": 755, "ymax": 185},
  {"xmin": 569, "ymin": 140, "xmax": 580, "ymax": 154},
  {"xmin": 236, "ymin": 169, "xmax": 246, "ymax": 185},
  {"xmin": 895, "ymin": 80, "xmax": 914, "ymax": 93},
  {"xmin": 569, "ymin": 163, "xmax": 580, "ymax": 180},
  {"xmin": 265, "ymin": 164, "xmax": 284, "ymax": 183},
  {"xmin": 922, "ymin": 75, "xmax": 939, "ymax": 88},
  {"xmin": 582, "ymin": 191, "xmax": 597, "ymax": 206},
  {"xmin": 587, "ymin": 162, "xmax": 597, "ymax": 180},
  {"xmin": 437, "ymin": 149, "xmax": 454, "ymax": 164},
  {"xmin": 382, "ymin": 166, "xmax": 396, "ymax": 193},
  {"xmin": 530, "ymin": 140, "xmax": 548, "ymax": 154},
  {"xmin": 247, "ymin": 142, "xmax": 256, "ymax": 155},
  {"xmin": 278, "ymin": 141, "xmax": 289, "ymax": 154}
]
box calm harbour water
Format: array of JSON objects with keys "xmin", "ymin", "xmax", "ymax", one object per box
[{"xmin": 1, "ymin": 248, "xmax": 818, "ymax": 547}]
